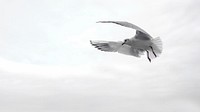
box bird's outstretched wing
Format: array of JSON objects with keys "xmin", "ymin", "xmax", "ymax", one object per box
[
  {"xmin": 90, "ymin": 40, "xmax": 144, "ymax": 57},
  {"xmin": 90, "ymin": 40, "xmax": 122, "ymax": 52},
  {"xmin": 97, "ymin": 21, "xmax": 152, "ymax": 40}
]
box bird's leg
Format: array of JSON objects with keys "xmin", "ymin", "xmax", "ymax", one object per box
[
  {"xmin": 149, "ymin": 46, "xmax": 157, "ymax": 57},
  {"xmin": 146, "ymin": 50, "xmax": 151, "ymax": 62}
]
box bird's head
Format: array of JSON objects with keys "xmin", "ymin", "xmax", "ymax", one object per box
[{"xmin": 122, "ymin": 39, "xmax": 130, "ymax": 45}]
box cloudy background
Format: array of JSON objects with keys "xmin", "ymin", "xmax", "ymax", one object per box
[{"xmin": 0, "ymin": 0, "xmax": 200, "ymax": 112}]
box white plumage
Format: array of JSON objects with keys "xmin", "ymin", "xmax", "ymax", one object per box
[{"xmin": 90, "ymin": 21, "xmax": 162, "ymax": 62}]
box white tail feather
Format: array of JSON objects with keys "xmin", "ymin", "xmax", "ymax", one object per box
[{"xmin": 149, "ymin": 37, "xmax": 163, "ymax": 59}]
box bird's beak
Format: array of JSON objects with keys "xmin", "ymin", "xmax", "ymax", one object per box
[{"xmin": 122, "ymin": 41, "xmax": 126, "ymax": 45}]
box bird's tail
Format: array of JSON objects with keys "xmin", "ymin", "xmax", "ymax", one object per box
[{"xmin": 149, "ymin": 37, "xmax": 163, "ymax": 59}]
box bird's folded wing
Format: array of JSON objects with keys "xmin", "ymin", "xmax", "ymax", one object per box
[{"xmin": 97, "ymin": 21, "xmax": 152, "ymax": 40}]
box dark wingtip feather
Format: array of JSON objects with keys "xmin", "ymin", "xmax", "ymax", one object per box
[
  {"xmin": 96, "ymin": 21, "xmax": 111, "ymax": 23},
  {"xmin": 90, "ymin": 40, "xmax": 92, "ymax": 44}
]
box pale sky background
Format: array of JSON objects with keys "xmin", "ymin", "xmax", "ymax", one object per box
[{"xmin": 0, "ymin": 0, "xmax": 200, "ymax": 112}]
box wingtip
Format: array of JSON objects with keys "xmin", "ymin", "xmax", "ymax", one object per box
[
  {"xmin": 96, "ymin": 21, "xmax": 109, "ymax": 23},
  {"xmin": 90, "ymin": 40, "xmax": 93, "ymax": 44},
  {"xmin": 96, "ymin": 21, "xmax": 102, "ymax": 23}
]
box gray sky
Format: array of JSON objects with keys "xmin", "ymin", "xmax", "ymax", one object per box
[{"xmin": 0, "ymin": 0, "xmax": 200, "ymax": 112}]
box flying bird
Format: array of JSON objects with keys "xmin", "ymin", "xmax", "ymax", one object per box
[{"xmin": 90, "ymin": 21, "xmax": 162, "ymax": 62}]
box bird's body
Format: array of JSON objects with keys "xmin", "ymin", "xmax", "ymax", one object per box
[
  {"xmin": 129, "ymin": 38, "xmax": 152, "ymax": 50},
  {"xmin": 90, "ymin": 21, "xmax": 162, "ymax": 62}
]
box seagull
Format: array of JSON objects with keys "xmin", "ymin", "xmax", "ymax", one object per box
[{"xmin": 90, "ymin": 21, "xmax": 162, "ymax": 62}]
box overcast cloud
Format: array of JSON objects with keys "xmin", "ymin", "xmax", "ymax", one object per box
[{"xmin": 0, "ymin": 0, "xmax": 200, "ymax": 112}]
